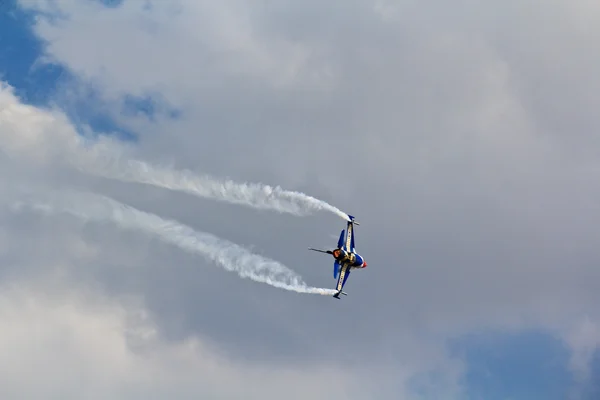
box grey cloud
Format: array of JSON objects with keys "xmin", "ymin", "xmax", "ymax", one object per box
[
  {"xmin": 8, "ymin": 0, "xmax": 600, "ymax": 397},
  {"xmin": 0, "ymin": 82, "xmax": 459, "ymax": 398},
  {"xmin": 0, "ymin": 280, "xmax": 384, "ymax": 400}
]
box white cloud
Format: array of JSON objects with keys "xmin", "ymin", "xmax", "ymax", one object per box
[
  {"xmin": 0, "ymin": 82, "xmax": 464, "ymax": 399},
  {"xmin": 8, "ymin": 0, "xmax": 600, "ymax": 396},
  {"xmin": 19, "ymin": 0, "xmax": 335, "ymax": 102},
  {"xmin": 0, "ymin": 280, "xmax": 381, "ymax": 400},
  {"xmin": 0, "ymin": 82, "xmax": 78, "ymax": 161}
]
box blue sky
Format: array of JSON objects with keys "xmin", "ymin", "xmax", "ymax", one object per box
[
  {"xmin": 2, "ymin": 1, "xmax": 600, "ymax": 399},
  {"xmin": 0, "ymin": 1, "xmax": 67, "ymax": 105},
  {"xmin": 0, "ymin": 0, "xmax": 139, "ymax": 140},
  {"xmin": 451, "ymin": 330, "xmax": 576, "ymax": 400}
]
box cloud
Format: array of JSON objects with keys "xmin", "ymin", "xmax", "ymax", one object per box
[
  {"xmin": 7, "ymin": 0, "xmax": 600, "ymax": 397},
  {"xmin": 0, "ymin": 81, "xmax": 75, "ymax": 158},
  {"xmin": 0, "ymin": 81, "xmax": 464, "ymax": 399},
  {"xmin": 566, "ymin": 318, "xmax": 600, "ymax": 381},
  {"xmin": 0, "ymin": 279, "xmax": 380, "ymax": 400}
]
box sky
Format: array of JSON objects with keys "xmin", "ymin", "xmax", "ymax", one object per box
[{"xmin": 1, "ymin": 0, "xmax": 600, "ymax": 399}]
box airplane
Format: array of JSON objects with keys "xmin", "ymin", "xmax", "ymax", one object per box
[{"xmin": 308, "ymin": 215, "xmax": 367, "ymax": 299}]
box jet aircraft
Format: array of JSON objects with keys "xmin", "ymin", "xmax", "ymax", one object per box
[{"xmin": 308, "ymin": 215, "xmax": 367, "ymax": 299}]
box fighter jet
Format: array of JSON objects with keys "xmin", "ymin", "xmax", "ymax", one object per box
[{"xmin": 308, "ymin": 215, "xmax": 367, "ymax": 299}]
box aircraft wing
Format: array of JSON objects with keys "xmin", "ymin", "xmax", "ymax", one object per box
[
  {"xmin": 333, "ymin": 263, "xmax": 350, "ymax": 298},
  {"xmin": 343, "ymin": 216, "xmax": 356, "ymax": 252}
]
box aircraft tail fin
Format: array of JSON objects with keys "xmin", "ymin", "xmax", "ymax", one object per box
[{"xmin": 337, "ymin": 229, "xmax": 345, "ymax": 248}]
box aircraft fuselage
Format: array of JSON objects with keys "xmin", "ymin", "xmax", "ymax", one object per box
[{"xmin": 332, "ymin": 248, "xmax": 367, "ymax": 269}]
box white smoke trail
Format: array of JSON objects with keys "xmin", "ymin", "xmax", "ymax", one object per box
[
  {"xmin": 10, "ymin": 188, "xmax": 336, "ymax": 296},
  {"xmin": 0, "ymin": 88, "xmax": 349, "ymax": 221},
  {"xmin": 70, "ymin": 140, "xmax": 351, "ymax": 221}
]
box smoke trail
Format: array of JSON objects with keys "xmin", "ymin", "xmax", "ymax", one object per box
[
  {"xmin": 70, "ymin": 141, "xmax": 351, "ymax": 221},
  {"xmin": 10, "ymin": 188, "xmax": 336, "ymax": 296}
]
